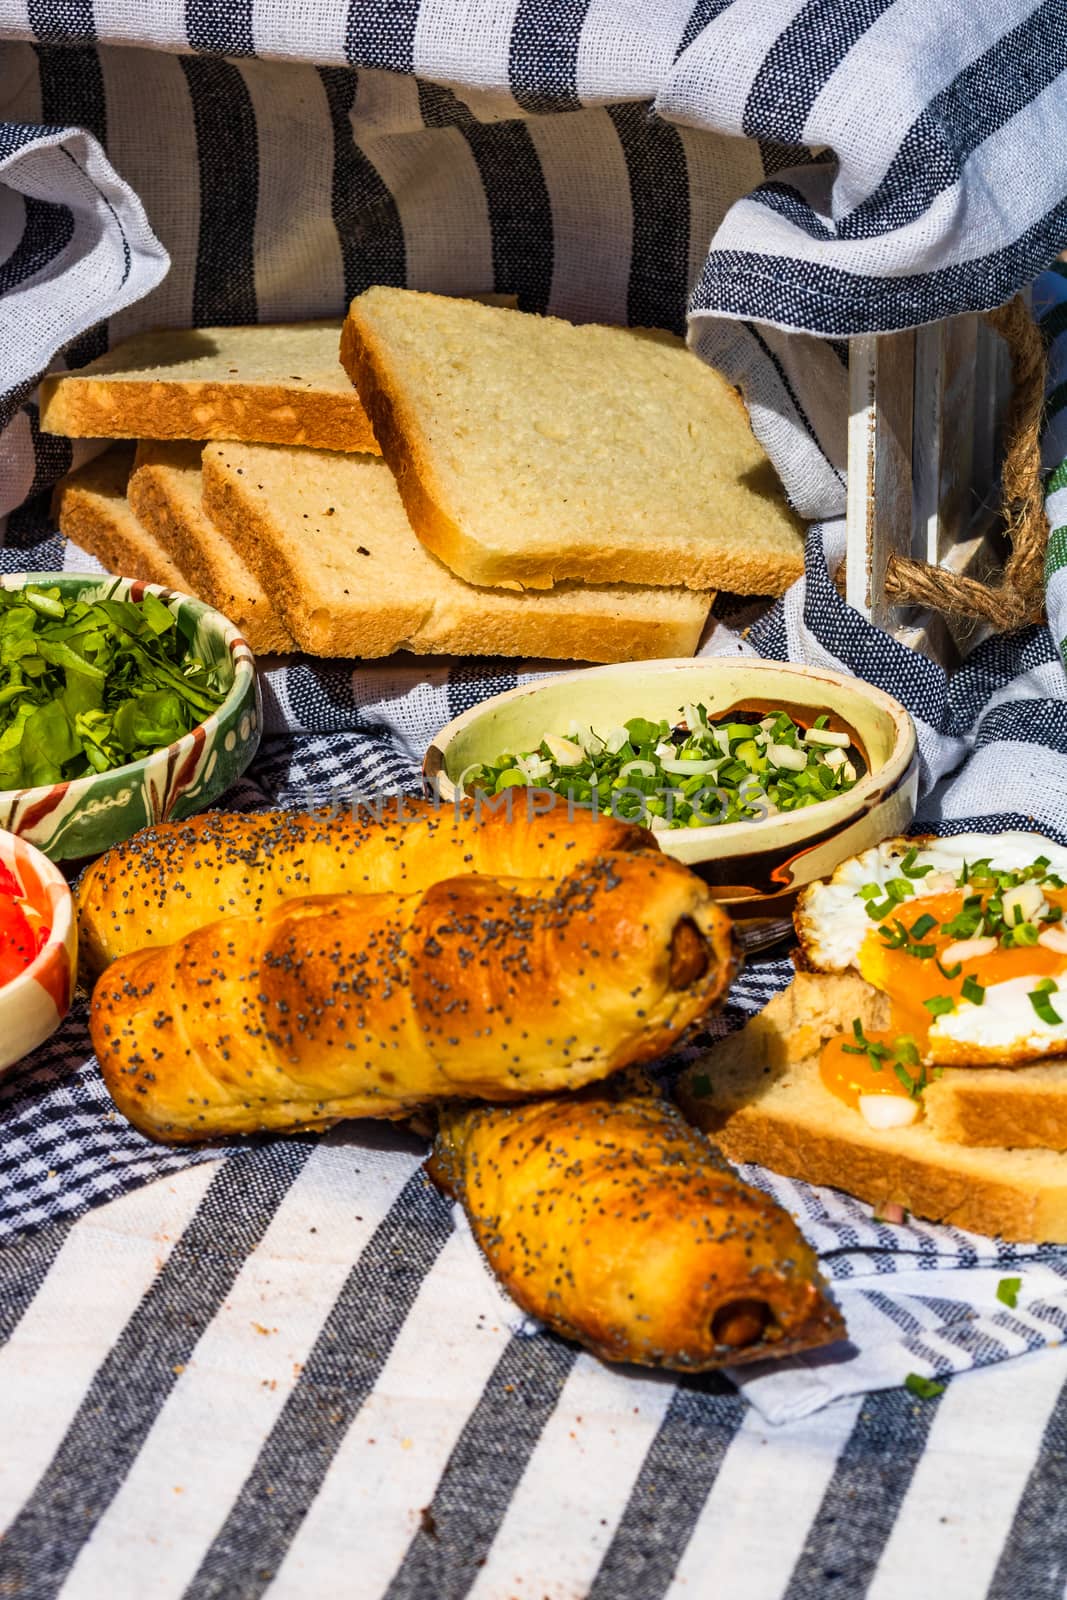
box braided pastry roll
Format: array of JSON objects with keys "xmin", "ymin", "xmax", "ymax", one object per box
[
  {"xmin": 76, "ymin": 796, "xmax": 656, "ymax": 976},
  {"xmin": 431, "ymin": 1074, "xmax": 844, "ymax": 1370},
  {"xmin": 91, "ymin": 853, "xmax": 735, "ymax": 1142}
]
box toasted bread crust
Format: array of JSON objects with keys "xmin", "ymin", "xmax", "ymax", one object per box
[
  {"xmin": 40, "ymin": 375, "xmax": 378, "ymax": 453},
  {"xmin": 53, "ymin": 448, "xmax": 190, "ymax": 591},
  {"xmin": 924, "ymin": 1066, "xmax": 1067, "ymax": 1150},
  {"xmin": 128, "ymin": 445, "xmax": 295, "ymax": 656},
  {"xmin": 338, "ymin": 311, "xmax": 489, "ymax": 581},
  {"xmin": 697, "ymin": 1096, "xmax": 1067, "ymax": 1243}
]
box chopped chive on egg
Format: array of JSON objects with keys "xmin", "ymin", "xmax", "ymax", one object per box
[{"xmin": 458, "ymin": 705, "xmax": 862, "ymax": 830}]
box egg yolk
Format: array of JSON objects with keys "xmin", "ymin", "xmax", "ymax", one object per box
[
  {"xmin": 819, "ymin": 1031, "xmax": 913, "ymax": 1109},
  {"xmin": 820, "ymin": 883, "xmax": 1067, "ymax": 1111}
]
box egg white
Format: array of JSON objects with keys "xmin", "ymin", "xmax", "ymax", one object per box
[
  {"xmin": 928, "ymin": 976, "xmax": 1067, "ymax": 1057},
  {"xmin": 796, "ymin": 832, "xmax": 1067, "ymax": 973}
]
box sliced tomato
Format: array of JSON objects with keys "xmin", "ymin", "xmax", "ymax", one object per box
[
  {"xmin": 0, "ymin": 894, "xmax": 41, "ymax": 986},
  {"xmin": 0, "ymin": 860, "xmax": 23, "ymax": 901}
]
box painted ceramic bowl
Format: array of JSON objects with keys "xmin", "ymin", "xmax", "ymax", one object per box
[
  {"xmin": 424, "ymin": 657, "xmax": 918, "ymax": 907},
  {"xmin": 0, "ymin": 574, "xmax": 260, "ymax": 862},
  {"xmin": 0, "ymin": 828, "xmax": 77, "ymax": 1074}
]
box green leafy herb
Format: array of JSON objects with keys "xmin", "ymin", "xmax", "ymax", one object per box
[
  {"xmin": 899, "ymin": 847, "xmax": 934, "ymax": 879},
  {"xmin": 937, "ymin": 958, "xmax": 963, "ymax": 980},
  {"xmin": 0, "ymin": 584, "xmax": 224, "ymax": 789},
  {"xmin": 905, "ymin": 1373, "xmax": 946, "ymax": 1400},
  {"xmin": 961, "ymin": 975, "xmax": 986, "ymax": 1006},
  {"xmin": 923, "ymin": 995, "xmax": 955, "ymax": 1017},
  {"xmin": 940, "ymin": 895, "xmax": 986, "ymax": 941},
  {"xmin": 893, "ymin": 1060, "xmax": 918, "ymax": 1094},
  {"xmin": 878, "ymin": 917, "xmax": 936, "ymax": 959},
  {"xmin": 841, "ymin": 1018, "xmax": 889, "ymax": 1072},
  {"xmin": 996, "ymin": 1276, "xmax": 1022, "ymax": 1309},
  {"xmin": 1029, "ymin": 979, "xmax": 1062, "ymax": 1025},
  {"xmin": 891, "ymin": 1048, "xmax": 928, "ymax": 1098}
]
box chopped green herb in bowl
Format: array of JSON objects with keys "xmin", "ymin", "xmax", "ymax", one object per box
[
  {"xmin": 0, "ymin": 574, "xmax": 260, "ymax": 861},
  {"xmin": 457, "ymin": 704, "xmax": 862, "ymax": 831},
  {"xmin": 0, "ymin": 584, "xmax": 225, "ymax": 788},
  {"xmin": 424, "ymin": 656, "xmax": 918, "ymax": 902}
]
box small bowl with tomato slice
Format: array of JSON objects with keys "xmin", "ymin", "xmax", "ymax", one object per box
[{"xmin": 0, "ymin": 828, "xmax": 76, "ymax": 1074}]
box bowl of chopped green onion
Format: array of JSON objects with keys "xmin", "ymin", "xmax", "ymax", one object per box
[
  {"xmin": 424, "ymin": 657, "xmax": 917, "ymax": 905},
  {"xmin": 0, "ymin": 574, "xmax": 260, "ymax": 861}
]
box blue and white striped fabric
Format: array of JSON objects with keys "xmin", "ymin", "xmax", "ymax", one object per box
[
  {"xmin": 4, "ymin": 4, "xmax": 1067, "ymax": 1593},
  {"xmin": 2, "ymin": 0, "xmax": 1067, "ymax": 523}
]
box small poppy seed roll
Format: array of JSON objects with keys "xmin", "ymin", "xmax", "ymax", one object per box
[
  {"xmin": 75, "ymin": 796, "xmax": 659, "ymax": 979},
  {"xmin": 431, "ymin": 1072, "xmax": 844, "ymax": 1371},
  {"xmin": 90, "ymin": 852, "xmax": 736, "ymax": 1143}
]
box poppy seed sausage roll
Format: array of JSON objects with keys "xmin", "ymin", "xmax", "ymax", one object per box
[
  {"xmin": 430, "ymin": 1073, "xmax": 845, "ymax": 1370},
  {"xmin": 76, "ymin": 796, "xmax": 658, "ymax": 977},
  {"xmin": 90, "ymin": 853, "xmax": 737, "ymax": 1143}
]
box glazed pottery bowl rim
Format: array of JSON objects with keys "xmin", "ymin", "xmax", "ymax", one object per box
[
  {"xmin": 0, "ymin": 571, "xmax": 256, "ymax": 814},
  {"xmin": 0, "ymin": 826, "xmax": 74, "ymax": 1001},
  {"xmin": 424, "ymin": 656, "xmax": 917, "ymax": 857}
]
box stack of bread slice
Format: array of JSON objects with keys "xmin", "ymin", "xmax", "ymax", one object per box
[{"xmin": 43, "ymin": 291, "xmax": 806, "ymax": 661}]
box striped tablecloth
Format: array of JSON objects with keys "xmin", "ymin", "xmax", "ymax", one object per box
[
  {"xmin": 3, "ymin": 1140, "xmax": 1065, "ymax": 1600},
  {"xmin": 3, "ymin": 3, "xmax": 1067, "ymax": 1594}
]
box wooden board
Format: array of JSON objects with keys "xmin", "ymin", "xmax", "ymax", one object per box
[{"xmin": 845, "ymin": 311, "xmax": 1009, "ymax": 664}]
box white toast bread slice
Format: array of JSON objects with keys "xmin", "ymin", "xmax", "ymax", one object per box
[
  {"xmin": 677, "ymin": 972, "xmax": 1067, "ymax": 1243},
  {"xmin": 128, "ymin": 442, "xmax": 294, "ymax": 656},
  {"xmin": 40, "ymin": 323, "xmax": 378, "ymax": 454},
  {"xmin": 52, "ymin": 447, "xmax": 190, "ymax": 591},
  {"xmin": 339, "ymin": 286, "xmax": 806, "ymax": 596},
  {"xmin": 200, "ymin": 440, "xmax": 714, "ymax": 661}
]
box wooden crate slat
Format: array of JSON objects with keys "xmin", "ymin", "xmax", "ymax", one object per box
[{"xmin": 845, "ymin": 329, "xmax": 915, "ymax": 622}]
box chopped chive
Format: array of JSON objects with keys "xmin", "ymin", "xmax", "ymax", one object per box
[
  {"xmin": 469, "ymin": 703, "xmax": 860, "ymax": 827},
  {"xmin": 893, "ymin": 1060, "xmax": 918, "ymax": 1095},
  {"xmin": 905, "ymin": 1373, "xmax": 945, "ymax": 1400},
  {"xmin": 886, "ymin": 877, "xmax": 916, "ymax": 901},
  {"xmin": 1029, "ymin": 989, "xmax": 1063, "ymax": 1026},
  {"xmin": 899, "ymin": 847, "xmax": 934, "ymax": 879},
  {"xmin": 962, "ymin": 975, "xmax": 985, "ymax": 1005},
  {"xmin": 996, "ymin": 1276, "xmax": 1022, "ymax": 1309},
  {"xmin": 923, "ymin": 995, "xmax": 955, "ymax": 1017},
  {"xmin": 937, "ymin": 958, "xmax": 963, "ymax": 980},
  {"xmin": 910, "ymin": 913, "xmax": 937, "ymax": 939}
]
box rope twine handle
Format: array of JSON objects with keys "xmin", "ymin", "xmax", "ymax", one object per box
[{"xmin": 883, "ymin": 294, "xmax": 1048, "ymax": 630}]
